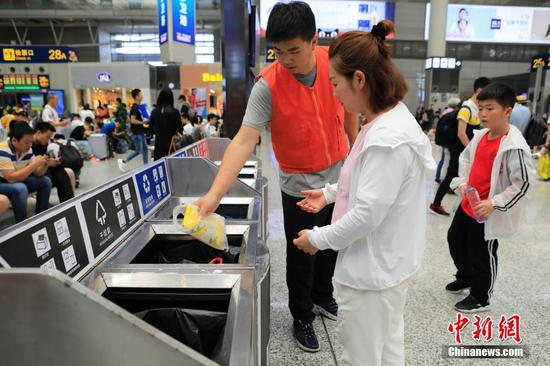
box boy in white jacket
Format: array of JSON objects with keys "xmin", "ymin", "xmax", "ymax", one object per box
[{"xmin": 447, "ymin": 83, "xmax": 534, "ymax": 313}]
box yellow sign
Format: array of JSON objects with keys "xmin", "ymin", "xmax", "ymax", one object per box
[{"xmin": 202, "ymin": 72, "xmax": 223, "ymax": 83}]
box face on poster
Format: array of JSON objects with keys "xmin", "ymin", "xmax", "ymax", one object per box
[
  {"xmin": 425, "ymin": 4, "xmax": 550, "ymax": 44},
  {"xmin": 188, "ymin": 87, "xmax": 207, "ymax": 118}
]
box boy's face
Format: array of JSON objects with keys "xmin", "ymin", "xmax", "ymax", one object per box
[
  {"xmin": 478, "ymin": 99, "xmax": 512, "ymax": 129},
  {"xmin": 272, "ymin": 35, "xmax": 317, "ymax": 75}
]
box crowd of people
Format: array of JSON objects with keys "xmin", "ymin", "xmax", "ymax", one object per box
[{"xmin": 0, "ymin": 87, "xmax": 221, "ymax": 223}]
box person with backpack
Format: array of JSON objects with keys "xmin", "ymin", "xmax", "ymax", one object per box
[
  {"xmin": 48, "ymin": 133, "xmax": 84, "ymax": 189},
  {"xmin": 32, "ymin": 123, "xmax": 75, "ymax": 202},
  {"xmin": 430, "ymin": 77, "xmax": 491, "ymax": 216},
  {"xmin": 434, "ymin": 97, "xmax": 461, "ymax": 183}
]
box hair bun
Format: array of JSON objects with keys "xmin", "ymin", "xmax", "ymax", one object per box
[{"xmin": 370, "ymin": 23, "xmax": 386, "ymax": 41}]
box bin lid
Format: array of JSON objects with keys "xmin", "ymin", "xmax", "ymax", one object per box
[{"xmin": 0, "ymin": 269, "xmax": 217, "ymax": 366}]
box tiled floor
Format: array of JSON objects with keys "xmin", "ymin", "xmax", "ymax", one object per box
[{"xmin": 19, "ymin": 133, "xmax": 550, "ymax": 365}]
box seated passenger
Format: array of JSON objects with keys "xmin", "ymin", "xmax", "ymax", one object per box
[
  {"xmin": 33, "ymin": 122, "xmax": 75, "ymax": 203},
  {"xmin": 0, "ymin": 121, "xmax": 52, "ymax": 223},
  {"xmin": 70, "ymin": 117, "xmax": 94, "ymax": 160}
]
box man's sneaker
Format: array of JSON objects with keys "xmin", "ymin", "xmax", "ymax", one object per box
[
  {"xmin": 117, "ymin": 159, "xmax": 127, "ymax": 172},
  {"xmin": 313, "ymin": 299, "xmax": 338, "ymax": 321},
  {"xmin": 293, "ymin": 320, "xmax": 320, "ymax": 352},
  {"xmin": 429, "ymin": 204, "xmax": 450, "ymax": 216},
  {"xmin": 445, "ymin": 279, "xmax": 471, "ymax": 294},
  {"xmin": 455, "ymin": 294, "xmax": 491, "ymax": 313}
]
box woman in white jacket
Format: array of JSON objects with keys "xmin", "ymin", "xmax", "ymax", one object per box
[{"xmin": 293, "ymin": 21, "xmax": 436, "ymax": 366}]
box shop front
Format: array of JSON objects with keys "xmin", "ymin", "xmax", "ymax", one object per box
[{"xmin": 180, "ymin": 64, "xmax": 224, "ymax": 118}]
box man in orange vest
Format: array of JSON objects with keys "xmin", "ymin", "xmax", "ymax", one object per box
[{"xmin": 195, "ymin": 1, "xmax": 358, "ymax": 352}]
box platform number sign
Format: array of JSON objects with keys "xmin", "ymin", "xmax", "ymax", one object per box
[
  {"xmin": 531, "ymin": 54, "xmax": 550, "ymax": 72},
  {"xmin": 266, "ymin": 45, "xmax": 276, "ymax": 63}
]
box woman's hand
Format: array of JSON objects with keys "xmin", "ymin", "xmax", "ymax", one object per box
[
  {"xmin": 293, "ymin": 229, "xmax": 318, "ymax": 255},
  {"xmin": 296, "ymin": 189, "xmax": 327, "ymax": 214}
]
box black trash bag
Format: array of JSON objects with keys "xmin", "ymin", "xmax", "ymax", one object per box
[
  {"xmin": 135, "ymin": 308, "xmax": 227, "ymax": 357},
  {"xmin": 133, "ymin": 239, "xmax": 238, "ymax": 264}
]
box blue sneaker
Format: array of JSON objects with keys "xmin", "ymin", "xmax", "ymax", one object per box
[
  {"xmin": 293, "ymin": 320, "xmax": 320, "ymax": 352},
  {"xmin": 313, "ymin": 299, "xmax": 338, "ymax": 321}
]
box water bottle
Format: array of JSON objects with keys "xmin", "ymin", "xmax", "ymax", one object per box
[{"xmin": 465, "ymin": 186, "xmax": 486, "ymax": 223}]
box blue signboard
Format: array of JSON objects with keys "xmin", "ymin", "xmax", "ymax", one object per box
[
  {"xmin": 135, "ymin": 161, "xmax": 171, "ymax": 215},
  {"xmin": 158, "ymin": 0, "xmax": 168, "ymax": 44},
  {"xmin": 1, "ymin": 46, "xmax": 78, "ymax": 63},
  {"xmin": 173, "ymin": 0, "xmax": 195, "ymax": 45},
  {"xmin": 265, "ymin": 45, "xmax": 275, "ymax": 63}
]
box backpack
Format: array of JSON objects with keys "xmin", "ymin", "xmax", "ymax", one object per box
[
  {"xmin": 56, "ymin": 140, "xmax": 84, "ymax": 171},
  {"xmin": 524, "ymin": 115, "xmax": 547, "ymax": 148},
  {"xmin": 435, "ymin": 104, "xmax": 471, "ymax": 147},
  {"xmin": 116, "ymin": 138, "xmax": 129, "ymax": 154}
]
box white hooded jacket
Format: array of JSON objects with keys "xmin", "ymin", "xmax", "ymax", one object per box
[
  {"xmin": 450, "ymin": 125, "xmax": 534, "ymax": 240},
  {"xmin": 309, "ymin": 102, "xmax": 437, "ymax": 291}
]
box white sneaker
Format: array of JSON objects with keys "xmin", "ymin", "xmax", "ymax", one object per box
[{"xmin": 117, "ymin": 159, "xmax": 127, "ymax": 172}]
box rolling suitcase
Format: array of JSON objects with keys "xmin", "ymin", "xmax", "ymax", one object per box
[{"xmin": 88, "ymin": 133, "xmax": 109, "ymax": 159}]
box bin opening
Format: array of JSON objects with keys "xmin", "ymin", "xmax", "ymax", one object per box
[
  {"xmin": 130, "ymin": 234, "xmax": 243, "ymax": 264},
  {"xmin": 173, "ymin": 203, "xmax": 250, "ymax": 220},
  {"xmin": 238, "ymin": 172, "xmax": 255, "ymax": 179},
  {"xmin": 103, "ymin": 287, "xmax": 230, "ymax": 358}
]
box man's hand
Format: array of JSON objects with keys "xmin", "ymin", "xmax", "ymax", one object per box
[
  {"xmin": 194, "ymin": 191, "xmax": 223, "ymax": 218},
  {"xmin": 32, "ymin": 155, "xmax": 48, "ymax": 168},
  {"xmin": 293, "ymin": 229, "xmax": 319, "ymax": 255},
  {"xmin": 296, "ymin": 189, "xmax": 327, "ymax": 214},
  {"xmin": 46, "ymin": 157, "xmax": 61, "ymax": 167},
  {"xmin": 474, "ymin": 199, "xmax": 495, "ymax": 220}
]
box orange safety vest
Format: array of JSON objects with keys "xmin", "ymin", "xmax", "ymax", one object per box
[{"xmin": 260, "ymin": 46, "xmax": 348, "ymax": 174}]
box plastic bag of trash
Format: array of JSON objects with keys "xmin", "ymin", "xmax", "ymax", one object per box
[{"xmin": 172, "ymin": 204, "xmax": 229, "ymax": 251}]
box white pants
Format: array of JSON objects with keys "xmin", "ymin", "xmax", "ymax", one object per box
[{"xmin": 335, "ymin": 280, "xmax": 410, "ymax": 366}]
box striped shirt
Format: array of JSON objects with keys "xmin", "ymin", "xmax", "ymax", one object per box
[{"xmin": 0, "ymin": 140, "xmax": 34, "ymax": 179}]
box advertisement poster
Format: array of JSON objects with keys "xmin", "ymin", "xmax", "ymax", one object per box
[
  {"xmin": 173, "ymin": 0, "xmax": 195, "ymax": 45},
  {"xmin": 425, "ymin": 4, "xmax": 550, "ymax": 44},
  {"xmin": 158, "ymin": 0, "xmax": 168, "ymax": 44},
  {"xmin": 183, "ymin": 87, "xmax": 207, "ymax": 118},
  {"xmin": 260, "ymin": 1, "xmax": 395, "ymax": 34}
]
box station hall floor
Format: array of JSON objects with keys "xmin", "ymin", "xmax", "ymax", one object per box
[{"xmin": 60, "ymin": 132, "xmax": 550, "ymax": 365}]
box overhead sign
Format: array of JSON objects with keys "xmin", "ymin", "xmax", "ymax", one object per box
[
  {"xmin": 135, "ymin": 160, "xmax": 171, "ymax": 215},
  {"xmin": 266, "ymin": 45, "xmax": 275, "ymax": 63},
  {"xmin": 425, "ymin": 57, "xmax": 462, "ymax": 70},
  {"xmin": 531, "ymin": 54, "xmax": 550, "ymax": 72},
  {"xmin": 0, "ymin": 206, "xmax": 90, "ymax": 278},
  {"xmin": 0, "ymin": 74, "xmax": 50, "ymax": 91},
  {"xmin": 173, "ymin": 0, "xmax": 196, "ymax": 45},
  {"xmin": 96, "ymin": 72, "xmax": 112, "ymax": 83},
  {"xmin": 425, "ymin": 4, "xmax": 550, "ymax": 44},
  {"xmin": 158, "ymin": 0, "xmax": 168, "ymax": 44},
  {"xmin": 1, "ymin": 46, "xmax": 78, "ymax": 63},
  {"xmin": 80, "ymin": 178, "xmax": 141, "ymax": 258},
  {"xmin": 260, "ymin": 1, "xmax": 395, "ymax": 34}
]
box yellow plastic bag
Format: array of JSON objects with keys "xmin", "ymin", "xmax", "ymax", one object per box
[
  {"xmin": 173, "ymin": 204, "xmax": 229, "ymax": 251},
  {"xmin": 537, "ymin": 154, "xmax": 550, "ymax": 181}
]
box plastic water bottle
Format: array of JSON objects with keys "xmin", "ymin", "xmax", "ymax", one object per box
[{"xmin": 465, "ymin": 186, "xmax": 486, "ymax": 223}]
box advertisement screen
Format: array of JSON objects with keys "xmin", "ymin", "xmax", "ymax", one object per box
[
  {"xmin": 260, "ymin": 1, "xmax": 395, "ymax": 35},
  {"xmin": 425, "ymin": 4, "xmax": 550, "ymax": 44}
]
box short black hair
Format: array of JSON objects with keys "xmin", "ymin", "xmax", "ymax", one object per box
[
  {"xmin": 34, "ymin": 122, "xmax": 56, "ymax": 134},
  {"xmin": 477, "ymin": 83, "xmax": 516, "ymax": 109},
  {"xmin": 8, "ymin": 121, "xmax": 34, "ymax": 140},
  {"xmin": 84, "ymin": 117, "xmax": 93, "ymax": 124},
  {"xmin": 178, "ymin": 94, "xmax": 186, "ymax": 101},
  {"xmin": 266, "ymin": 1, "xmax": 316, "ymax": 43},
  {"xmin": 131, "ymin": 88, "xmax": 141, "ymax": 99},
  {"xmin": 207, "ymin": 113, "xmax": 219, "ymax": 121},
  {"xmin": 473, "ymin": 77, "xmax": 491, "ymax": 92},
  {"xmin": 181, "ymin": 112, "xmax": 190, "ymax": 120}
]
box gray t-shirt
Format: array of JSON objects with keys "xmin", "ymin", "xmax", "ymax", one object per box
[{"xmin": 242, "ymin": 67, "xmax": 344, "ymax": 197}]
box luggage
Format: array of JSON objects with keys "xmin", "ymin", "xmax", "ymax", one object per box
[
  {"xmin": 88, "ymin": 133, "xmax": 109, "ymax": 159},
  {"xmin": 537, "ymin": 154, "xmax": 550, "ymax": 181}
]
